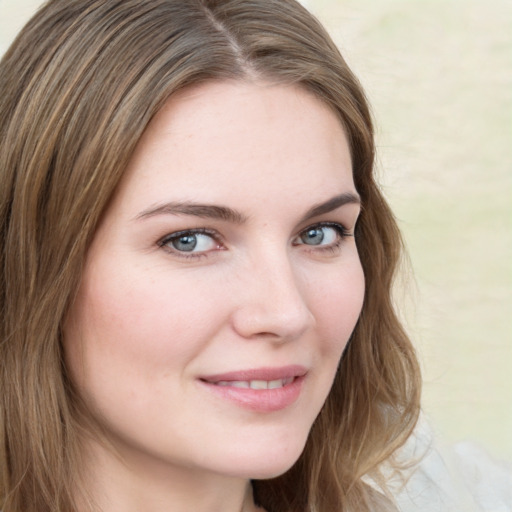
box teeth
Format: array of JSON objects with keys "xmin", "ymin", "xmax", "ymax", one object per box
[
  {"xmin": 231, "ymin": 381, "xmax": 250, "ymax": 388},
  {"xmin": 216, "ymin": 380, "xmax": 249, "ymax": 387},
  {"xmin": 250, "ymin": 380, "xmax": 268, "ymax": 389},
  {"xmin": 214, "ymin": 378, "xmax": 293, "ymax": 389},
  {"xmin": 268, "ymin": 379, "xmax": 283, "ymax": 389}
]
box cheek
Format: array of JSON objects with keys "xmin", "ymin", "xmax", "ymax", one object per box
[
  {"xmin": 63, "ymin": 264, "xmax": 224, "ymax": 390},
  {"xmin": 304, "ymin": 262, "xmax": 364, "ymax": 416},
  {"xmin": 311, "ymin": 261, "xmax": 365, "ymax": 356}
]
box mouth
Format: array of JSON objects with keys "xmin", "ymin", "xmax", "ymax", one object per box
[
  {"xmin": 213, "ymin": 377, "xmax": 295, "ymax": 389},
  {"xmin": 198, "ymin": 365, "xmax": 307, "ymax": 412}
]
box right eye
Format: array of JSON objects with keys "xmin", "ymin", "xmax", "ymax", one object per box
[{"xmin": 158, "ymin": 229, "xmax": 222, "ymax": 257}]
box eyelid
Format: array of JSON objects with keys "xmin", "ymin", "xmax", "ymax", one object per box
[
  {"xmin": 296, "ymin": 221, "xmax": 352, "ymax": 239},
  {"xmin": 157, "ymin": 228, "xmax": 224, "ymax": 258},
  {"xmin": 157, "ymin": 227, "xmax": 218, "ymax": 245},
  {"xmin": 292, "ymin": 221, "xmax": 353, "ymax": 253}
]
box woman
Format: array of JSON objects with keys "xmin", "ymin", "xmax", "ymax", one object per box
[{"xmin": 0, "ymin": 0, "xmax": 421, "ymax": 511}]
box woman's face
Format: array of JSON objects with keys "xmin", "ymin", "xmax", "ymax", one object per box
[{"xmin": 64, "ymin": 81, "xmax": 364, "ymax": 481}]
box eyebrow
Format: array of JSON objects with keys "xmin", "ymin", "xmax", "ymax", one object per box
[
  {"xmin": 135, "ymin": 201, "xmax": 248, "ymax": 224},
  {"xmin": 298, "ymin": 192, "xmax": 361, "ymax": 223},
  {"xmin": 134, "ymin": 192, "xmax": 360, "ymax": 224}
]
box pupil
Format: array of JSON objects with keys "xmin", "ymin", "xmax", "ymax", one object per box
[
  {"xmin": 173, "ymin": 234, "xmax": 197, "ymax": 252},
  {"xmin": 304, "ymin": 228, "xmax": 324, "ymax": 245}
]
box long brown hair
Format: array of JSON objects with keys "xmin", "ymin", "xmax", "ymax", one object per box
[{"xmin": 0, "ymin": 1, "xmax": 421, "ymax": 510}]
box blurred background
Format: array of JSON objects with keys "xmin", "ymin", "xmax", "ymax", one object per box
[{"xmin": 1, "ymin": 0, "xmax": 511, "ymax": 461}]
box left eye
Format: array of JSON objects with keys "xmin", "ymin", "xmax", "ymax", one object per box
[
  {"xmin": 160, "ymin": 231, "xmax": 219, "ymax": 253},
  {"xmin": 294, "ymin": 224, "xmax": 343, "ymax": 247}
]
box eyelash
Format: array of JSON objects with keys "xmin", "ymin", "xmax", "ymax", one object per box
[
  {"xmin": 293, "ymin": 222, "xmax": 352, "ymax": 255},
  {"xmin": 158, "ymin": 228, "xmax": 222, "ymax": 259},
  {"xmin": 157, "ymin": 222, "xmax": 352, "ymax": 260}
]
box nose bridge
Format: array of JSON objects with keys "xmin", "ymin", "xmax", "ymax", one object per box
[{"xmin": 231, "ymin": 244, "xmax": 314, "ymax": 340}]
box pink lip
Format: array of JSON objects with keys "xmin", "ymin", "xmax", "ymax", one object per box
[
  {"xmin": 200, "ymin": 365, "xmax": 307, "ymax": 383},
  {"xmin": 198, "ymin": 365, "xmax": 307, "ymax": 413}
]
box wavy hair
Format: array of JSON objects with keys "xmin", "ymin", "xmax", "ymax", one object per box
[{"xmin": 0, "ymin": 0, "xmax": 421, "ymax": 510}]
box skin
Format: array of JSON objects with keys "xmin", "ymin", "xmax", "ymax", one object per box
[{"xmin": 63, "ymin": 81, "xmax": 365, "ymax": 512}]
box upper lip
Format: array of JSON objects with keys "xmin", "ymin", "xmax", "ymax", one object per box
[{"xmin": 200, "ymin": 365, "xmax": 307, "ymax": 383}]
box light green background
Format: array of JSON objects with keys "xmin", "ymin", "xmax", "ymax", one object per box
[{"xmin": 1, "ymin": 0, "xmax": 511, "ymax": 461}]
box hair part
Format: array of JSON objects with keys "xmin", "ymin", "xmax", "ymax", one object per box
[{"xmin": 0, "ymin": 1, "xmax": 420, "ymax": 511}]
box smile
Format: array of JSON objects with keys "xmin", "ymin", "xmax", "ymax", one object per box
[
  {"xmin": 199, "ymin": 366, "xmax": 307, "ymax": 412},
  {"xmin": 215, "ymin": 378, "xmax": 294, "ymax": 389}
]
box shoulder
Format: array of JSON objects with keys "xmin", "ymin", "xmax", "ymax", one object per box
[{"xmin": 390, "ymin": 418, "xmax": 512, "ymax": 512}]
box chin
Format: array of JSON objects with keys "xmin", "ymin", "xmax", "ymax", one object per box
[
  {"xmin": 221, "ymin": 431, "xmax": 309, "ymax": 481},
  {"xmin": 248, "ymin": 460, "xmax": 300, "ymax": 481}
]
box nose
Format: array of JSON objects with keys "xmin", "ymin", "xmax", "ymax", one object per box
[{"xmin": 230, "ymin": 252, "xmax": 315, "ymax": 342}]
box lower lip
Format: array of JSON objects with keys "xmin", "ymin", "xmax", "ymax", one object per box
[{"xmin": 198, "ymin": 375, "xmax": 305, "ymax": 413}]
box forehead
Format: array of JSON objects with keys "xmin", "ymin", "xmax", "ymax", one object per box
[{"xmin": 112, "ymin": 80, "xmax": 354, "ymax": 215}]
